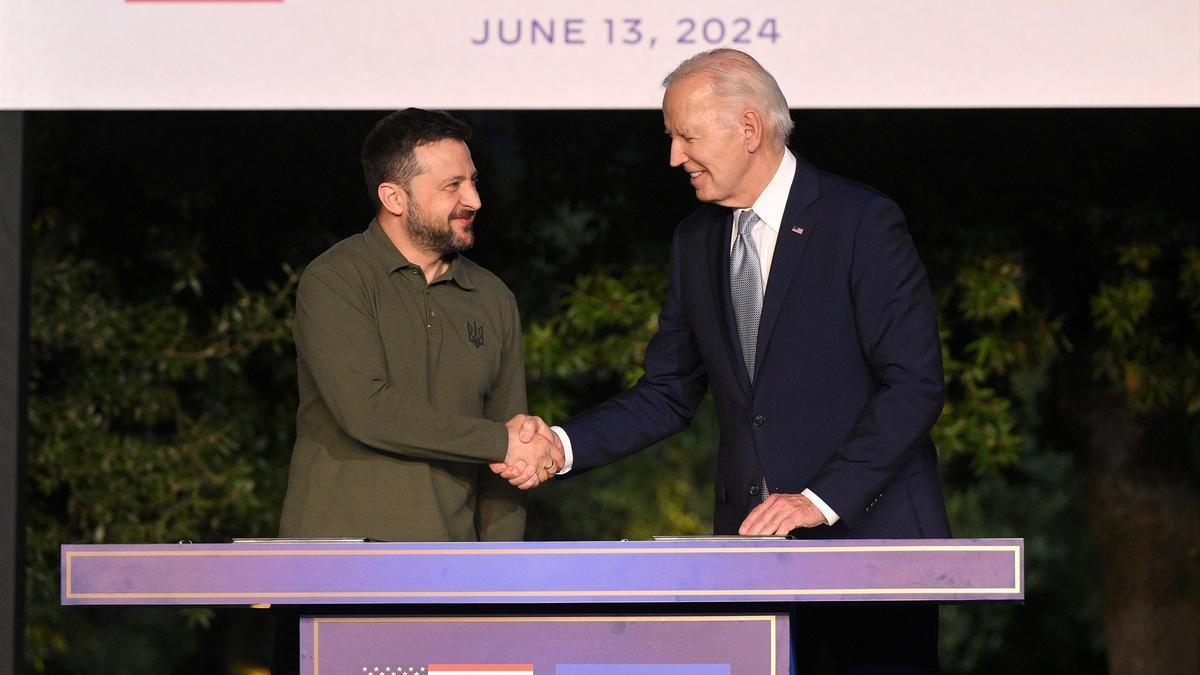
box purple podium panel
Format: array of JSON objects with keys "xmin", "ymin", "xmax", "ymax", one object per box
[
  {"xmin": 298, "ymin": 614, "xmax": 788, "ymax": 675},
  {"xmin": 61, "ymin": 539, "xmax": 1023, "ymax": 606}
]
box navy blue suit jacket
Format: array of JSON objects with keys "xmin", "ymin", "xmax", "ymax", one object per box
[{"xmin": 562, "ymin": 157, "xmax": 950, "ymax": 538}]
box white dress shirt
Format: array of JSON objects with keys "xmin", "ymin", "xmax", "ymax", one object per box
[{"xmin": 553, "ymin": 148, "xmax": 840, "ymax": 527}]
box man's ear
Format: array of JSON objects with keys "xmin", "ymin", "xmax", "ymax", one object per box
[
  {"xmin": 741, "ymin": 109, "xmax": 765, "ymax": 153},
  {"xmin": 377, "ymin": 182, "xmax": 408, "ymax": 217}
]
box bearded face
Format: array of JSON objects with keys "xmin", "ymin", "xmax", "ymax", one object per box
[
  {"xmin": 401, "ymin": 139, "xmax": 480, "ymax": 258},
  {"xmin": 406, "ymin": 195, "xmax": 475, "ymax": 256}
]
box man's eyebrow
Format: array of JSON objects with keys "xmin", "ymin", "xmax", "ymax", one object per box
[{"xmin": 441, "ymin": 173, "xmax": 476, "ymax": 185}]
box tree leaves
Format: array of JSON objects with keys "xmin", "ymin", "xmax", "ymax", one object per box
[
  {"xmin": 25, "ymin": 211, "xmax": 298, "ymax": 671},
  {"xmin": 938, "ymin": 254, "xmax": 1062, "ymax": 473},
  {"xmin": 1090, "ymin": 238, "xmax": 1200, "ymax": 414}
]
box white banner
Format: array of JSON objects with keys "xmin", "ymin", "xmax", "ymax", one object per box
[{"xmin": 1, "ymin": 0, "xmax": 1197, "ymax": 109}]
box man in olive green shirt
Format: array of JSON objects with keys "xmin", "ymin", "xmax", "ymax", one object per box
[{"xmin": 279, "ymin": 109, "xmax": 560, "ymax": 542}]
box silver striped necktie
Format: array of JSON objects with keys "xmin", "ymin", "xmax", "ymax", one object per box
[{"xmin": 730, "ymin": 209, "xmax": 763, "ymax": 384}]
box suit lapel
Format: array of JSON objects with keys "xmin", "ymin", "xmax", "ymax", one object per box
[
  {"xmin": 707, "ymin": 209, "xmax": 750, "ymax": 396},
  {"xmin": 754, "ymin": 159, "xmax": 821, "ymax": 373}
]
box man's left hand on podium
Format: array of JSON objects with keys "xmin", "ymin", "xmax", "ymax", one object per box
[{"xmin": 739, "ymin": 493, "xmax": 827, "ymax": 536}]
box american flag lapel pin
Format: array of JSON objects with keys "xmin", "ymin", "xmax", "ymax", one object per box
[{"xmin": 791, "ymin": 225, "xmax": 805, "ymax": 236}]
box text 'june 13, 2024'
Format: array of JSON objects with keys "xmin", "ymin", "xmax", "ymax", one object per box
[{"xmin": 469, "ymin": 17, "xmax": 782, "ymax": 49}]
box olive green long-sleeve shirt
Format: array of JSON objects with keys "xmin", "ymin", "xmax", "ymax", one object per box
[{"xmin": 279, "ymin": 220, "xmax": 526, "ymax": 541}]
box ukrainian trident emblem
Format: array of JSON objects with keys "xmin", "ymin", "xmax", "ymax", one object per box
[{"xmin": 467, "ymin": 320, "xmax": 485, "ymax": 348}]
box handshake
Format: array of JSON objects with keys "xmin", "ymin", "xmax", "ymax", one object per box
[{"xmin": 490, "ymin": 414, "xmax": 564, "ymax": 490}]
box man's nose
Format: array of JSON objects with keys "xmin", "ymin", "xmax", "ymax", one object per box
[
  {"xmin": 461, "ymin": 182, "xmax": 482, "ymax": 210},
  {"xmin": 668, "ymin": 138, "xmax": 687, "ymax": 168}
]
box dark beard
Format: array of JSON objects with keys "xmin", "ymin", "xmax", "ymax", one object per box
[{"xmin": 407, "ymin": 200, "xmax": 473, "ymax": 257}]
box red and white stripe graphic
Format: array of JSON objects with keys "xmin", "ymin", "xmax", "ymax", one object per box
[{"xmin": 428, "ymin": 666, "xmax": 534, "ymax": 675}]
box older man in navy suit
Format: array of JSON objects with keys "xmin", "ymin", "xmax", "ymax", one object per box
[{"xmin": 500, "ymin": 48, "xmax": 950, "ymax": 673}]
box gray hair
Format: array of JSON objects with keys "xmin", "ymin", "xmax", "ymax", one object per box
[{"xmin": 662, "ymin": 49, "xmax": 794, "ymax": 146}]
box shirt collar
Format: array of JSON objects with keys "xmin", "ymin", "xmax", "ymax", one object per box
[
  {"xmin": 739, "ymin": 148, "xmax": 797, "ymax": 233},
  {"xmin": 445, "ymin": 255, "xmax": 475, "ymax": 290},
  {"xmin": 365, "ymin": 218, "xmax": 475, "ymax": 290}
]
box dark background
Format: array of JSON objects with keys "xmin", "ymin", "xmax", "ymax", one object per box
[{"xmin": 31, "ymin": 109, "xmax": 1198, "ymax": 303}]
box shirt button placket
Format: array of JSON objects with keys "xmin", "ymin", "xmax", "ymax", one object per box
[{"xmin": 425, "ymin": 287, "xmax": 432, "ymax": 328}]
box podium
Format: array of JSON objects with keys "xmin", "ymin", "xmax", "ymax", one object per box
[{"xmin": 62, "ymin": 538, "xmax": 1022, "ymax": 673}]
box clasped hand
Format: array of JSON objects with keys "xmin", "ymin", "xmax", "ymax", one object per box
[{"xmin": 489, "ymin": 414, "xmax": 564, "ymax": 490}]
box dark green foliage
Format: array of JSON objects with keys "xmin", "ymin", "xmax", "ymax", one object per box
[
  {"xmin": 936, "ymin": 253, "xmax": 1062, "ymax": 474},
  {"xmin": 941, "ymin": 449, "xmax": 1106, "ymax": 673},
  {"xmin": 1088, "ymin": 225, "xmax": 1200, "ymax": 415},
  {"xmin": 25, "ymin": 210, "xmax": 298, "ymax": 672},
  {"xmin": 523, "ymin": 266, "xmax": 715, "ymax": 540}
]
